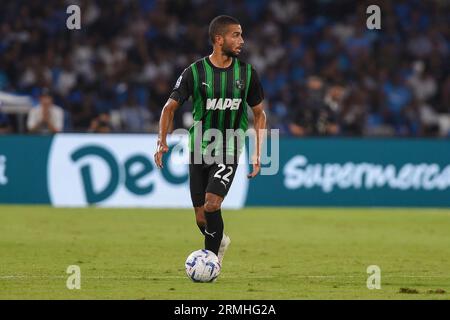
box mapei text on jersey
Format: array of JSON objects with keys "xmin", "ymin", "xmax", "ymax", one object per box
[{"xmin": 206, "ymin": 98, "xmax": 241, "ymax": 110}]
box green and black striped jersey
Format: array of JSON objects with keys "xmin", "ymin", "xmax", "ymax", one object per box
[{"xmin": 170, "ymin": 56, "xmax": 264, "ymax": 157}]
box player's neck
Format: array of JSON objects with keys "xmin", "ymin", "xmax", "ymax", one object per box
[{"xmin": 208, "ymin": 51, "xmax": 233, "ymax": 69}]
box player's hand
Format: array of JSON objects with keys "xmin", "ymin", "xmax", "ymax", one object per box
[
  {"xmin": 154, "ymin": 140, "xmax": 169, "ymax": 169},
  {"xmin": 247, "ymin": 155, "xmax": 261, "ymax": 179}
]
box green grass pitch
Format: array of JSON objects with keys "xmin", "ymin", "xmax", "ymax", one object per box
[{"xmin": 1, "ymin": 206, "xmax": 449, "ymax": 300}]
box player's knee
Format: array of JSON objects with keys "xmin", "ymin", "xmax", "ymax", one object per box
[
  {"xmin": 204, "ymin": 202, "xmax": 220, "ymax": 212},
  {"xmin": 204, "ymin": 199, "xmax": 221, "ymax": 212},
  {"xmin": 204, "ymin": 193, "xmax": 223, "ymax": 212}
]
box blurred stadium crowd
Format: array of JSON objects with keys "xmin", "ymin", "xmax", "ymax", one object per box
[{"xmin": 0, "ymin": 0, "xmax": 449, "ymax": 136}]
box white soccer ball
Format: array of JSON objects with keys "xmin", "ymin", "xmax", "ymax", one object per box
[{"xmin": 185, "ymin": 249, "xmax": 221, "ymax": 282}]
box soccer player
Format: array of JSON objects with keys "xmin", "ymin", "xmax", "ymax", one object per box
[{"xmin": 154, "ymin": 15, "xmax": 266, "ymax": 265}]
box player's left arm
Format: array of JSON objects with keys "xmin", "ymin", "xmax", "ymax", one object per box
[
  {"xmin": 248, "ymin": 102, "xmax": 266, "ymax": 179},
  {"xmin": 246, "ymin": 66, "xmax": 266, "ymax": 179}
]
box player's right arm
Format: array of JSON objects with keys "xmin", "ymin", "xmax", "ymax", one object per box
[
  {"xmin": 154, "ymin": 98, "xmax": 179, "ymax": 168},
  {"xmin": 154, "ymin": 66, "xmax": 193, "ymax": 169}
]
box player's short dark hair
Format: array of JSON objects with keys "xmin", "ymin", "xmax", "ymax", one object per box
[{"xmin": 209, "ymin": 15, "xmax": 240, "ymax": 45}]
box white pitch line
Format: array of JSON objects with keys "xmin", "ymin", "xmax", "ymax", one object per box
[{"xmin": 1, "ymin": 275, "xmax": 450, "ymax": 280}]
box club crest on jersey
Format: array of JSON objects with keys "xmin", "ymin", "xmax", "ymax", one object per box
[
  {"xmin": 206, "ymin": 98, "xmax": 241, "ymax": 110},
  {"xmin": 235, "ymin": 79, "xmax": 245, "ymax": 90}
]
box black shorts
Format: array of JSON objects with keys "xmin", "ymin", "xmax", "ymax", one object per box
[{"xmin": 189, "ymin": 154, "xmax": 239, "ymax": 207}]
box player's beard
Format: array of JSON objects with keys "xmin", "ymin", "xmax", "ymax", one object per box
[{"xmin": 222, "ymin": 42, "xmax": 240, "ymax": 58}]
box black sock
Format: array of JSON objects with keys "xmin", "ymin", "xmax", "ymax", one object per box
[
  {"xmin": 204, "ymin": 209, "xmax": 224, "ymax": 256},
  {"xmin": 197, "ymin": 224, "xmax": 206, "ymax": 236}
]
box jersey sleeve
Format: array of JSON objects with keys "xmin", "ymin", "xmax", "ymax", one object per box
[
  {"xmin": 246, "ymin": 66, "xmax": 264, "ymax": 107},
  {"xmin": 169, "ymin": 66, "xmax": 193, "ymax": 105}
]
